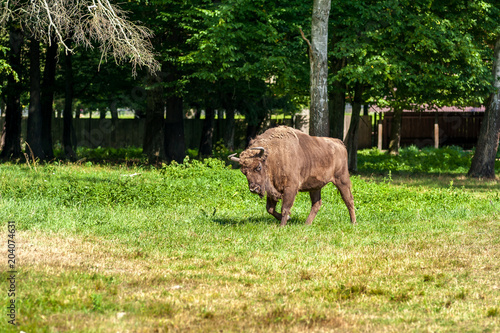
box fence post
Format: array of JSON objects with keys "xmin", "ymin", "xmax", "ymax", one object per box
[
  {"xmin": 434, "ymin": 113, "xmax": 439, "ymax": 148},
  {"xmin": 377, "ymin": 117, "xmax": 383, "ymax": 151}
]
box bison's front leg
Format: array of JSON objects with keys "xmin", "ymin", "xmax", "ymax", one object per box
[
  {"xmin": 305, "ymin": 190, "xmax": 322, "ymax": 225},
  {"xmin": 279, "ymin": 188, "xmax": 297, "ymax": 227},
  {"xmin": 266, "ymin": 197, "xmax": 282, "ymax": 221}
]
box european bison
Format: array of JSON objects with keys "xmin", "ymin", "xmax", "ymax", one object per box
[{"xmin": 229, "ymin": 126, "xmax": 356, "ymax": 226}]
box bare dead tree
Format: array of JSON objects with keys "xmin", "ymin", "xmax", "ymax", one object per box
[
  {"xmin": 1, "ymin": 0, "xmax": 159, "ymax": 161},
  {"xmin": 2, "ymin": 0, "xmax": 159, "ymax": 74}
]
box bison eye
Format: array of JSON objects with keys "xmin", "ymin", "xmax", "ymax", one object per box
[{"xmin": 255, "ymin": 164, "xmax": 262, "ymax": 172}]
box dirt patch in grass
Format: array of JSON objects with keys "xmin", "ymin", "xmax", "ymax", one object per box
[
  {"xmin": 3, "ymin": 217, "xmax": 500, "ymax": 332},
  {"xmin": 5, "ymin": 231, "xmax": 356, "ymax": 332}
]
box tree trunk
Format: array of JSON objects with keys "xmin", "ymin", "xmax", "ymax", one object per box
[
  {"xmin": 143, "ymin": 74, "xmax": 165, "ymax": 162},
  {"xmin": 40, "ymin": 40, "xmax": 58, "ymax": 160},
  {"xmin": 246, "ymin": 124, "xmax": 259, "ymax": 147},
  {"xmin": 344, "ymin": 83, "xmax": 362, "ymax": 172},
  {"xmin": 309, "ymin": 0, "xmax": 331, "ymax": 137},
  {"xmin": 468, "ymin": 35, "xmax": 500, "ymax": 179},
  {"xmin": 245, "ymin": 98, "xmax": 268, "ymax": 147},
  {"xmin": 245, "ymin": 113, "xmax": 267, "ymax": 148},
  {"xmin": 27, "ymin": 38, "xmax": 45, "ymax": 160},
  {"xmin": 194, "ymin": 106, "xmax": 201, "ymax": 119},
  {"xmin": 224, "ymin": 108, "xmax": 235, "ymax": 150},
  {"xmin": 1, "ymin": 27, "xmax": 24, "ymax": 160},
  {"xmin": 63, "ymin": 47, "xmax": 77, "ymax": 160},
  {"xmin": 215, "ymin": 109, "xmax": 222, "ymax": 144},
  {"xmin": 388, "ymin": 107, "xmax": 403, "ymax": 155},
  {"xmin": 199, "ymin": 107, "xmax": 215, "ymax": 157},
  {"xmin": 110, "ymin": 101, "xmax": 119, "ymax": 120},
  {"xmin": 329, "ymin": 57, "xmax": 346, "ymax": 139},
  {"xmin": 164, "ymin": 95, "xmax": 185, "ymax": 163},
  {"xmin": 109, "ymin": 100, "xmax": 119, "ymax": 148},
  {"xmin": 329, "ymin": 86, "xmax": 346, "ymax": 140}
]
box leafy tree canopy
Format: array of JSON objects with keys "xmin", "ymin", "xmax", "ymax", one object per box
[
  {"xmin": 0, "ymin": 44, "xmax": 16, "ymax": 93},
  {"xmin": 329, "ymin": 0, "xmax": 499, "ymax": 110}
]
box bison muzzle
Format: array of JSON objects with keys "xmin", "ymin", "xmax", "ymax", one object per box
[{"xmin": 229, "ymin": 126, "xmax": 356, "ymax": 226}]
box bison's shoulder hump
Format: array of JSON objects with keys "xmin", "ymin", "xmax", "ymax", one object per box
[
  {"xmin": 269, "ymin": 126, "xmax": 299, "ymax": 140},
  {"xmin": 254, "ymin": 126, "xmax": 300, "ymax": 142},
  {"xmin": 248, "ymin": 126, "xmax": 301, "ymax": 149}
]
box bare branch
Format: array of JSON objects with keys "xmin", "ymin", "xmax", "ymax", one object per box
[
  {"xmin": 40, "ymin": 0, "xmax": 72, "ymax": 52},
  {"xmin": 0, "ymin": 0, "xmax": 11, "ymax": 27},
  {"xmin": 300, "ymin": 28, "xmax": 312, "ymax": 51},
  {"xmin": 300, "ymin": 28, "xmax": 313, "ymax": 60},
  {"xmin": 2, "ymin": 0, "xmax": 160, "ymax": 74}
]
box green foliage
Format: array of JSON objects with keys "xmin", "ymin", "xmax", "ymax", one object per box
[
  {"xmin": 59, "ymin": 47, "xmax": 144, "ymax": 116},
  {"xmin": 0, "ymin": 45, "xmax": 17, "ymax": 93},
  {"xmin": 329, "ymin": 0, "xmax": 498, "ymax": 109},
  {"xmin": 181, "ymin": 0, "xmax": 308, "ymax": 82},
  {"xmin": 158, "ymin": 0, "xmax": 309, "ymax": 118},
  {"xmin": 187, "ymin": 148, "xmax": 199, "ymax": 160},
  {"xmin": 211, "ymin": 139, "xmax": 238, "ymax": 162}
]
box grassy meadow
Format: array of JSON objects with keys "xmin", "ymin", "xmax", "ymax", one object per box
[{"xmin": 1, "ymin": 147, "xmax": 499, "ymax": 332}]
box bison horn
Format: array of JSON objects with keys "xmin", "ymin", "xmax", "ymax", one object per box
[
  {"xmin": 228, "ymin": 153, "xmax": 240, "ymax": 163},
  {"xmin": 250, "ymin": 147, "xmax": 266, "ymax": 157}
]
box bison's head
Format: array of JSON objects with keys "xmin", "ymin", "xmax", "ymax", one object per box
[{"xmin": 229, "ymin": 147, "xmax": 268, "ymax": 198}]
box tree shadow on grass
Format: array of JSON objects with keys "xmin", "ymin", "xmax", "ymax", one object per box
[{"xmin": 357, "ymin": 171, "xmax": 500, "ymax": 192}]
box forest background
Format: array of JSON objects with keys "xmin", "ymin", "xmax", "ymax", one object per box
[{"xmin": 0, "ymin": 0, "xmax": 499, "ymax": 176}]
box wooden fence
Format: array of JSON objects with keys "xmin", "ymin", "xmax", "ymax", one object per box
[
  {"xmin": 2, "ymin": 118, "xmax": 294, "ymax": 150},
  {"xmin": 1, "ymin": 112, "xmax": 484, "ymax": 151},
  {"xmin": 381, "ymin": 112, "xmax": 484, "ymax": 149},
  {"xmin": 2, "ymin": 115, "xmax": 373, "ymax": 150}
]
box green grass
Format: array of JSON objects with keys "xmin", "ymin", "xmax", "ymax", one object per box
[
  {"xmin": 1, "ymin": 149, "xmax": 499, "ymax": 332},
  {"xmin": 358, "ymin": 145, "xmax": 500, "ymax": 175}
]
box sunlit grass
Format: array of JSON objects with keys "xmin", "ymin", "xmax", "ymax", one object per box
[
  {"xmin": 358, "ymin": 145, "xmax": 500, "ymax": 175},
  {"xmin": 0, "ymin": 149, "xmax": 499, "ymax": 332}
]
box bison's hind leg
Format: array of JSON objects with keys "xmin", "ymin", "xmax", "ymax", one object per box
[
  {"xmin": 334, "ymin": 177, "xmax": 356, "ymax": 224},
  {"xmin": 305, "ymin": 190, "xmax": 322, "ymax": 225}
]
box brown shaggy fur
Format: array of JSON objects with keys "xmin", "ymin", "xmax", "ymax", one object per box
[{"xmin": 236, "ymin": 126, "xmax": 356, "ymax": 226}]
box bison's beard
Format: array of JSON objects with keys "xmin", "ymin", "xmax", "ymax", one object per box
[
  {"xmin": 251, "ymin": 187, "xmax": 265, "ymax": 199},
  {"xmin": 263, "ymin": 180, "xmax": 282, "ymax": 201},
  {"xmin": 249, "ymin": 179, "xmax": 281, "ymax": 201}
]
